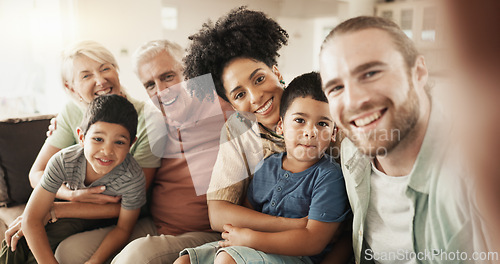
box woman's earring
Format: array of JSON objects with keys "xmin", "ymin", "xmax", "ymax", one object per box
[
  {"xmin": 280, "ymin": 80, "xmax": 286, "ymax": 89},
  {"xmin": 79, "ymin": 97, "xmax": 83, "ymax": 102}
]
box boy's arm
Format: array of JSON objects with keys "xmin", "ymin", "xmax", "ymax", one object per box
[
  {"xmin": 208, "ymin": 200, "xmax": 308, "ymax": 232},
  {"xmin": 85, "ymin": 207, "xmax": 140, "ymax": 264},
  {"xmin": 22, "ymin": 185, "xmax": 58, "ymax": 264},
  {"xmin": 219, "ymin": 219, "xmax": 340, "ymax": 256}
]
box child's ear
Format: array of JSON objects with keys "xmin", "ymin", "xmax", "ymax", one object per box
[
  {"xmin": 77, "ymin": 127, "xmax": 85, "ymax": 147},
  {"xmin": 331, "ymin": 124, "xmax": 338, "ymax": 143},
  {"xmin": 276, "ymin": 118, "xmax": 284, "ymax": 135}
]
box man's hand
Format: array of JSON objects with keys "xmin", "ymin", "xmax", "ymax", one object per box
[
  {"xmin": 218, "ymin": 224, "xmax": 254, "ymax": 248},
  {"xmin": 46, "ymin": 117, "xmax": 57, "ymax": 137},
  {"xmin": 59, "ymin": 185, "xmax": 121, "ymax": 204}
]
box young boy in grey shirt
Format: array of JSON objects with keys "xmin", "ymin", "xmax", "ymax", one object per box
[{"xmin": 1, "ymin": 94, "xmax": 146, "ymax": 264}]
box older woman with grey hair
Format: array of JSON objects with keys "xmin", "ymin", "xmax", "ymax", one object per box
[{"xmin": 4, "ymin": 40, "xmax": 160, "ymax": 263}]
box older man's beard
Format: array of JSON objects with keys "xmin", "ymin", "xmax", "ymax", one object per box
[{"xmin": 341, "ymin": 82, "xmax": 421, "ymax": 157}]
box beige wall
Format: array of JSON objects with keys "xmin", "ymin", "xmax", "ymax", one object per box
[
  {"xmin": 70, "ymin": 0, "xmax": 376, "ymax": 100},
  {"xmin": 0, "ymin": 0, "xmax": 377, "ymax": 117}
]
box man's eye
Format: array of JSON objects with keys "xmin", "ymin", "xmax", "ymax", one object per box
[
  {"xmin": 294, "ymin": 118, "xmax": 305, "ymax": 123},
  {"xmin": 364, "ymin": 71, "xmax": 379, "ymax": 78},
  {"xmin": 145, "ymin": 84, "xmax": 155, "ymax": 91},
  {"xmin": 326, "ymin": 85, "xmax": 344, "ymax": 96},
  {"xmin": 82, "ymin": 74, "xmax": 90, "ymax": 79},
  {"xmin": 162, "ymin": 74, "xmax": 175, "ymax": 82},
  {"xmin": 102, "ymin": 67, "xmax": 110, "ymax": 72},
  {"xmin": 332, "ymin": 85, "xmax": 344, "ymax": 92}
]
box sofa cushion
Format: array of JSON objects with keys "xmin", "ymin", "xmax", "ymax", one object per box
[
  {"xmin": 0, "ymin": 167, "xmax": 9, "ymax": 206},
  {"xmin": 0, "ymin": 115, "xmax": 55, "ymax": 206}
]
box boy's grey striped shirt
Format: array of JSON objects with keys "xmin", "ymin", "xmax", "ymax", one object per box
[{"xmin": 40, "ymin": 144, "xmax": 146, "ymax": 210}]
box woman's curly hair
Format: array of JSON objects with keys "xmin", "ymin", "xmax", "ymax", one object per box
[{"xmin": 183, "ymin": 6, "xmax": 289, "ymax": 102}]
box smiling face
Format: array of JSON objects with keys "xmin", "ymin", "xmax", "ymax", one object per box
[
  {"xmin": 320, "ymin": 28, "xmax": 428, "ymax": 157},
  {"xmin": 277, "ymin": 96, "xmax": 334, "ymax": 172},
  {"xmin": 78, "ymin": 121, "xmax": 132, "ymax": 180},
  {"xmin": 138, "ymin": 50, "xmax": 190, "ymax": 120},
  {"xmin": 68, "ymin": 55, "xmax": 121, "ymax": 104},
  {"xmin": 222, "ymin": 58, "xmax": 284, "ymax": 129}
]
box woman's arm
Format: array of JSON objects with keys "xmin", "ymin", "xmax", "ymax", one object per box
[
  {"xmin": 52, "ymin": 201, "xmax": 121, "ymax": 219},
  {"xmin": 219, "ymin": 219, "xmax": 340, "ymax": 256},
  {"xmin": 85, "ymin": 207, "xmax": 140, "ymax": 264},
  {"xmin": 208, "ymin": 200, "xmax": 307, "ymax": 232},
  {"xmin": 29, "ymin": 142, "xmax": 61, "ymax": 188},
  {"xmin": 22, "ymin": 185, "xmax": 58, "ymax": 264}
]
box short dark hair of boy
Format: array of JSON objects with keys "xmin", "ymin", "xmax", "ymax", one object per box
[
  {"xmin": 80, "ymin": 94, "xmax": 138, "ymax": 144},
  {"xmin": 279, "ymin": 72, "xmax": 327, "ymax": 118}
]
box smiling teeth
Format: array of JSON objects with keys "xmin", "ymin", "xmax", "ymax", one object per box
[
  {"xmin": 255, "ymin": 99, "xmax": 272, "ymax": 114},
  {"xmin": 354, "ymin": 111, "xmax": 382, "ymax": 127},
  {"xmin": 162, "ymin": 96, "xmax": 177, "ymax": 106},
  {"xmin": 96, "ymin": 87, "xmax": 112, "ymax": 96}
]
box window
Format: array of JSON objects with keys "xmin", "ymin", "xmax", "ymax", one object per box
[
  {"xmin": 400, "ymin": 9, "xmax": 414, "ymax": 39},
  {"xmin": 161, "ymin": 6, "xmax": 178, "ymax": 30},
  {"xmin": 422, "ymin": 6, "xmax": 437, "ymax": 42},
  {"xmin": 0, "ymin": 0, "xmax": 71, "ymax": 119}
]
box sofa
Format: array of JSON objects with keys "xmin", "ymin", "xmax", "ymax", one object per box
[{"xmin": 0, "ymin": 114, "xmax": 55, "ymax": 240}]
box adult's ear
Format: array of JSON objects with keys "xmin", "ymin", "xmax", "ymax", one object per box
[
  {"xmin": 276, "ymin": 118, "xmax": 284, "ymax": 136},
  {"xmin": 77, "ymin": 127, "xmax": 85, "ymax": 147},
  {"xmin": 65, "ymin": 81, "xmax": 82, "ymax": 101},
  {"xmin": 64, "ymin": 81, "xmax": 75, "ymax": 93},
  {"xmin": 413, "ymin": 55, "xmax": 428, "ymax": 90},
  {"xmin": 272, "ymin": 65, "xmax": 284, "ymax": 83}
]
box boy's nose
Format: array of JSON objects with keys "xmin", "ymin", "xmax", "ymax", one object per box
[
  {"xmin": 303, "ymin": 127, "xmax": 317, "ymax": 138},
  {"xmin": 101, "ymin": 143, "xmax": 114, "ymax": 155}
]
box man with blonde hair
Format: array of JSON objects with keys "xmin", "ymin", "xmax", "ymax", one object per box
[{"xmin": 320, "ymin": 16, "xmax": 490, "ymax": 263}]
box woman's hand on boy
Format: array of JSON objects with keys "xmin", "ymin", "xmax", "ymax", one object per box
[
  {"xmin": 219, "ymin": 224, "xmax": 254, "ymax": 248},
  {"xmin": 46, "ymin": 117, "xmax": 57, "ymax": 137},
  {"xmin": 58, "ymin": 185, "xmax": 121, "ymax": 204}
]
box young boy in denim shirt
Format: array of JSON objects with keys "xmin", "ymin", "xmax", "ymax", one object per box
[
  {"xmin": 1, "ymin": 94, "xmax": 146, "ymax": 264},
  {"xmin": 176, "ymin": 72, "xmax": 350, "ymax": 264}
]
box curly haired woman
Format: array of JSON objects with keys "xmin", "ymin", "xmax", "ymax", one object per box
[{"xmin": 174, "ymin": 6, "xmax": 351, "ymax": 264}]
